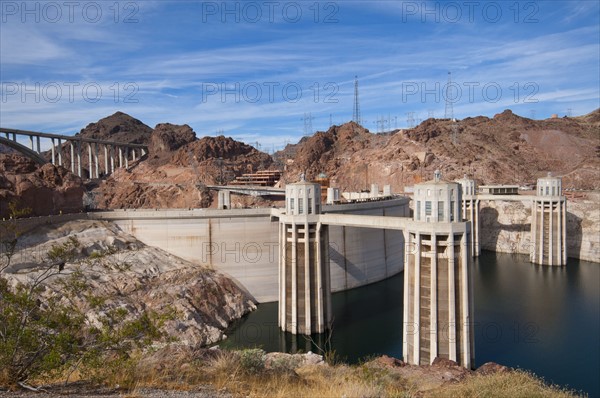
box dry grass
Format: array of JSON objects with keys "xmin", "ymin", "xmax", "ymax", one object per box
[
  {"xmin": 15, "ymin": 348, "xmax": 582, "ymax": 398},
  {"xmin": 427, "ymin": 370, "xmax": 582, "ymax": 398}
]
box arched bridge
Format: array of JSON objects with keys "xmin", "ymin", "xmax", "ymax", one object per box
[{"xmin": 0, "ymin": 127, "xmax": 148, "ymax": 178}]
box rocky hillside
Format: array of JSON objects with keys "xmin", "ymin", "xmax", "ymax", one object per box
[
  {"xmin": 4, "ymin": 219, "xmax": 256, "ymax": 347},
  {"xmin": 75, "ymin": 111, "xmax": 153, "ymax": 144},
  {"xmin": 280, "ymin": 109, "xmax": 600, "ymax": 191},
  {"xmin": 43, "ymin": 112, "xmax": 153, "ymax": 178},
  {"xmin": 0, "ymin": 154, "xmax": 84, "ymax": 218},
  {"xmin": 3, "ymin": 109, "xmax": 598, "ymax": 214},
  {"xmin": 94, "ymin": 120, "xmax": 273, "ymax": 209}
]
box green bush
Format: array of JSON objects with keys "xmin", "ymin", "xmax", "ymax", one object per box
[
  {"xmin": 239, "ymin": 348, "xmax": 266, "ymax": 375},
  {"xmin": 0, "ymin": 204, "xmax": 169, "ymax": 389}
]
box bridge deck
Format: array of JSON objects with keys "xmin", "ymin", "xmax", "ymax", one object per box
[{"xmin": 0, "ymin": 127, "xmax": 148, "ymax": 148}]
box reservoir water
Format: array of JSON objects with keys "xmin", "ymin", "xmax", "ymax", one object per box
[{"xmin": 222, "ymin": 252, "xmax": 600, "ymax": 396}]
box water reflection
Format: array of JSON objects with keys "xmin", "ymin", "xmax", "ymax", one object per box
[{"xmin": 223, "ymin": 252, "xmax": 599, "ymax": 396}]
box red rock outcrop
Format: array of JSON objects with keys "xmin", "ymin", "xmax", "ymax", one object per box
[
  {"xmin": 76, "ymin": 111, "xmax": 153, "ymax": 144},
  {"xmin": 43, "ymin": 112, "xmax": 153, "ymax": 178},
  {"xmin": 0, "ymin": 154, "xmax": 84, "ymax": 217},
  {"xmin": 93, "ymin": 134, "xmax": 273, "ymax": 210},
  {"xmin": 280, "ymin": 109, "xmax": 600, "ymax": 191},
  {"xmin": 149, "ymin": 123, "xmax": 196, "ymax": 154}
]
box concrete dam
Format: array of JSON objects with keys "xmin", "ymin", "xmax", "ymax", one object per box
[
  {"xmin": 92, "ymin": 197, "xmax": 411, "ymax": 303},
  {"xmin": 8, "ymin": 173, "xmax": 570, "ymax": 369}
]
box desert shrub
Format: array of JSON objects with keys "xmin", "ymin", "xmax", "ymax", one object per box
[
  {"xmin": 0, "ymin": 204, "xmax": 169, "ymax": 389},
  {"xmin": 269, "ymin": 355, "xmax": 302, "ymax": 373},
  {"xmin": 239, "ymin": 348, "xmax": 265, "ymax": 375}
]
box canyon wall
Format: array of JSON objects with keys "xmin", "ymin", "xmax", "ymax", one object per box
[{"xmin": 479, "ymin": 194, "xmax": 599, "ymax": 263}]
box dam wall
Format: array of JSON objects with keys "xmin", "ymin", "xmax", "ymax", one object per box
[
  {"xmin": 325, "ymin": 199, "xmax": 409, "ymax": 291},
  {"xmin": 89, "ymin": 198, "xmax": 411, "ymax": 302}
]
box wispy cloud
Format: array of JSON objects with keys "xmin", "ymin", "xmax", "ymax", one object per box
[{"xmin": 1, "ymin": 1, "xmax": 598, "ymax": 146}]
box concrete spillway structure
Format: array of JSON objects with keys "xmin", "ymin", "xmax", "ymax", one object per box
[
  {"xmin": 403, "ymin": 171, "xmax": 474, "ymax": 369},
  {"xmin": 278, "ymin": 179, "xmax": 332, "ymax": 334},
  {"xmin": 456, "ymin": 175, "xmax": 480, "ymax": 257},
  {"xmin": 531, "ymin": 174, "xmax": 567, "ymax": 266}
]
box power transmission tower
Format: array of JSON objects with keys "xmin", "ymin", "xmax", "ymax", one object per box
[
  {"xmin": 406, "ymin": 112, "xmax": 415, "ymax": 128},
  {"xmin": 374, "ymin": 116, "xmax": 385, "ymax": 133},
  {"xmin": 415, "ymin": 113, "xmax": 422, "ymax": 126},
  {"xmin": 375, "ymin": 115, "xmax": 385, "ymax": 132},
  {"xmin": 445, "ymin": 72, "xmax": 459, "ymax": 145},
  {"xmin": 428, "ymin": 109, "xmax": 435, "ymax": 119},
  {"xmin": 566, "ymin": 108, "xmax": 573, "ymax": 117},
  {"xmin": 187, "ymin": 150, "xmax": 205, "ymax": 190},
  {"xmin": 530, "ymin": 110, "xmax": 536, "ymax": 120},
  {"xmin": 301, "ymin": 113, "xmax": 314, "ymax": 136},
  {"xmin": 353, "ymin": 76, "xmax": 361, "ymax": 125},
  {"xmin": 329, "ymin": 113, "xmax": 333, "ymax": 127},
  {"xmin": 445, "ymin": 71, "xmax": 454, "ymax": 120}
]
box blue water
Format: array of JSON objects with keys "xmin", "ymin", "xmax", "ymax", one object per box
[{"xmin": 222, "ymin": 252, "xmax": 600, "ymax": 396}]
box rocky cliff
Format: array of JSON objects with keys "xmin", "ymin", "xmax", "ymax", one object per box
[
  {"xmin": 43, "ymin": 112, "xmax": 154, "ymax": 178},
  {"xmin": 94, "ymin": 127, "xmax": 273, "ymax": 210},
  {"xmin": 76, "ymin": 111, "xmax": 153, "ymax": 144},
  {"xmin": 4, "ymin": 219, "xmax": 256, "ymax": 347},
  {"xmin": 0, "ymin": 154, "xmax": 84, "ymax": 218},
  {"xmin": 279, "ymin": 109, "xmax": 600, "ymax": 191}
]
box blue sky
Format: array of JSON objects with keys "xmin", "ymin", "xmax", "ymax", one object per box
[{"xmin": 1, "ymin": 0, "xmax": 599, "ymax": 151}]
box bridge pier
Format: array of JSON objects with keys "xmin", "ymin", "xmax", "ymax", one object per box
[
  {"xmin": 51, "ymin": 138, "xmax": 56, "ymax": 165},
  {"xmin": 57, "ymin": 139, "xmax": 62, "ymax": 166},
  {"xmin": 404, "ymin": 171, "xmax": 474, "ymax": 369},
  {"xmin": 88, "ymin": 144, "xmax": 93, "ymax": 178},
  {"xmin": 279, "ymin": 179, "xmax": 332, "ymax": 335},
  {"xmin": 94, "ymin": 143, "xmax": 99, "ymax": 178},
  {"xmin": 77, "ymin": 140, "xmax": 82, "ymax": 177},
  {"xmin": 103, "ymin": 145, "xmax": 108, "ymax": 175},
  {"xmin": 110, "ymin": 146, "xmax": 115, "ymax": 174},
  {"xmin": 70, "ymin": 141, "xmax": 75, "ymax": 173},
  {"xmin": 531, "ymin": 174, "xmax": 567, "ymax": 266}
]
